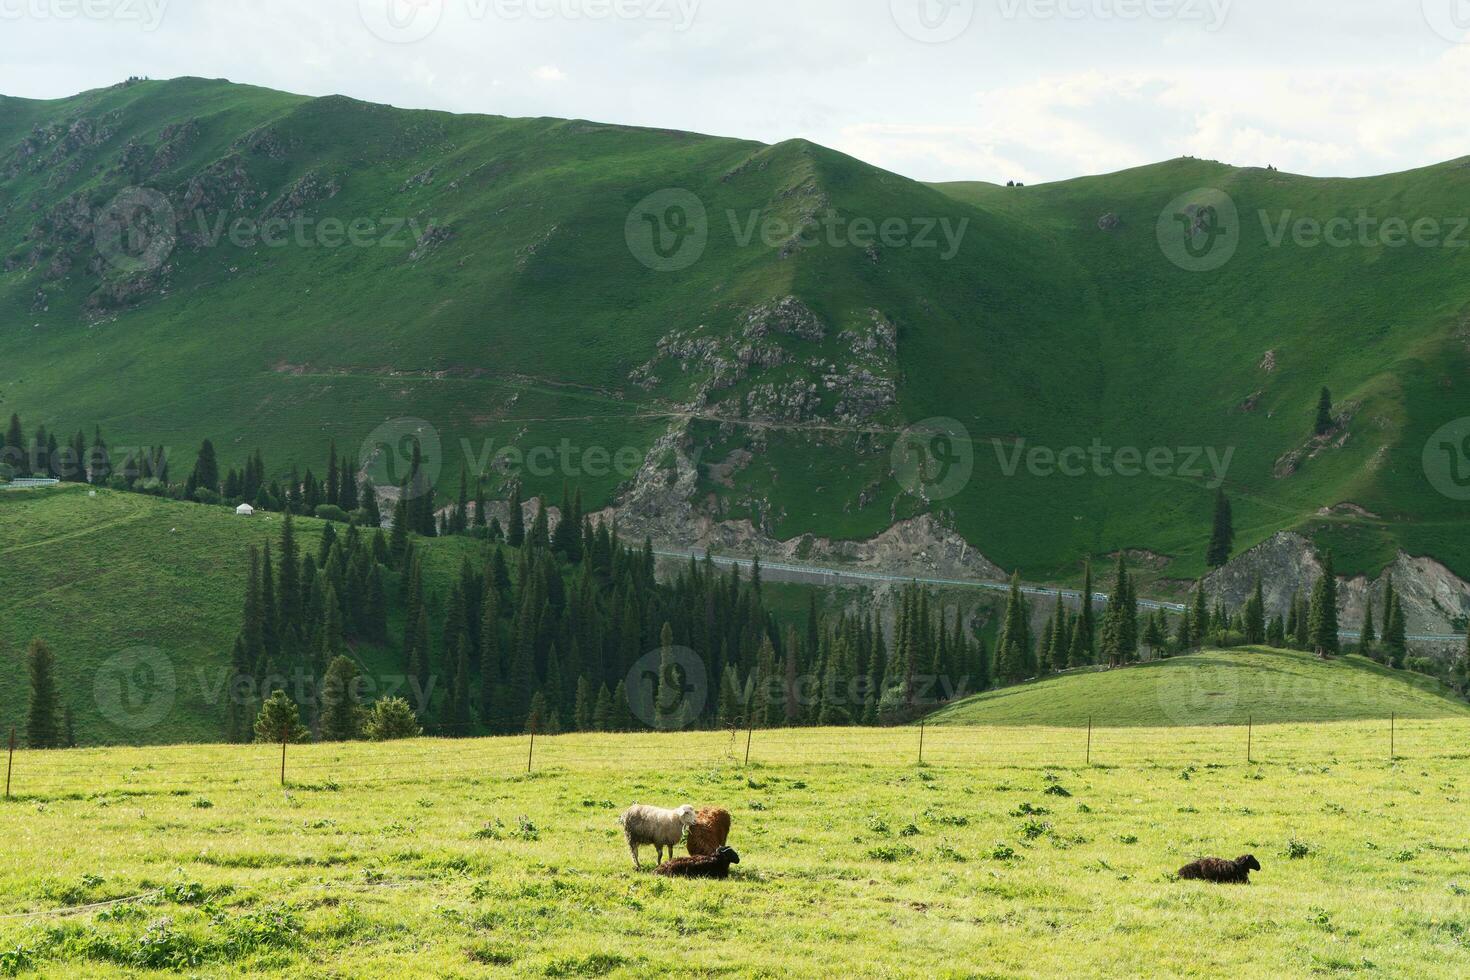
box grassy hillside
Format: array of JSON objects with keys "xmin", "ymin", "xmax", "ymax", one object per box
[
  {"xmin": 927, "ymin": 648, "xmax": 1470, "ymax": 728},
  {"xmin": 3, "ymin": 79, "xmax": 1469, "ymax": 584},
  {"xmin": 1, "ymin": 724, "xmax": 1468, "ymax": 976},
  {"xmin": 0, "ymin": 485, "xmax": 483, "ymax": 745}
]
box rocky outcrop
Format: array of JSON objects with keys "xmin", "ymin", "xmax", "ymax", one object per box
[{"xmin": 1203, "ymin": 531, "xmax": 1470, "ymax": 644}]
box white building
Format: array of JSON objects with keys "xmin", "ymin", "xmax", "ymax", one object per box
[{"xmin": 235, "ymin": 503, "xmax": 255, "ymax": 516}]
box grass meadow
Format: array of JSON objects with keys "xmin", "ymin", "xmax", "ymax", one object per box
[{"xmin": 1, "ymin": 722, "xmax": 1468, "ymax": 977}]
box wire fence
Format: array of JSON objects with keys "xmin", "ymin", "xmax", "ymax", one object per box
[{"xmin": 4, "ymin": 716, "xmax": 1467, "ymax": 802}]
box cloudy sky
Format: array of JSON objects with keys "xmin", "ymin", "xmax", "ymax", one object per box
[{"xmin": 1, "ymin": 0, "xmax": 1468, "ymax": 185}]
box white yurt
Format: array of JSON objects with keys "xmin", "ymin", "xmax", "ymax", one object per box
[{"xmin": 235, "ymin": 503, "xmax": 255, "ymax": 516}]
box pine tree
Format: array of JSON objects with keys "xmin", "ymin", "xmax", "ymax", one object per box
[
  {"xmin": 1315, "ymin": 387, "xmax": 1334, "ymax": 436},
  {"xmin": 449, "ymin": 634, "xmax": 473, "ymax": 734},
  {"xmin": 1293, "ymin": 593, "xmax": 1311, "ymax": 649},
  {"xmin": 1266, "ymin": 615, "xmax": 1285, "ymax": 648},
  {"xmin": 25, "ymin": 639, "xmax": 62, "ymax": 749},
  {"xmin": 1067, "ymin": 614, "xmax": 1091, "ymax": 669},
  {"xmin": 1190, "ymin": 584, "xmax": 1209, "ymax": 649},
  {"xmin": 574, "ymin": 677, "xmax": 594, "ymax": 731},
  {"xmin": 525, "ymin": 691, "xmax": 549, "ymax": 734},
  {"xmin": 1244, "ymin": 578, "xmax": 1266, "ymax": 645},
  {"xmin": 5, "ymin": 414, "xmax": 25, "ymax": 475},
  {"xmin": 253, "ymin": 690, "xmax": 310, "ymax": 744},
  {"xmin": 1307, "ymin": 553, "xmax": 1340, "ymax": 658},
  {"xmin": 186, "ymin": 439, "xmax": 220, "ymax": 497},
  {"xmin": 529, "ymin": 498, "xmax": 550, "ymax": 551},
  {"xmin": 995, "ymin": 573, "xmax": 1032, "ymax": 683},
  {"xmin": 593, "ymin": 683, "xmax": 614, "ymax": 731},
  {"xmin": 1382, "ymin": 592, "xmax": 1408, "ymax": 668},
  {"xmin": 320, "ymin": 656, "xmax": 363, "ymax": 741},
  {"xmin": 1359, "ymin": 601, "xmax": 1377, "ymax": 657},
  {"xmin": 1206, "ymin": 490, "xmax": 1234, "ymax": 568}
]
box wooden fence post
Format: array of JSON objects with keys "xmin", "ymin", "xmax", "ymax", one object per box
[
  {"xmin": 744, "ymin": 719, "xmax": 754, "ymax": 766},
  {"xmin": 1247, "ymin": 715, "xmax": 1253, "ymax": 764},
  {"xmin": 5, "ymin": 727, "xmax": 14, "ymax": 800},
  {"xmin": 918, "ymin": 721, "xmax": 926, "ymax": 765},
  {"xmin": 1086, "ymin": 716, "xmax": 1092, "ymax": 766},
  {"xmin": 527, "ymin": 724, "xmax": 537, "ymax": 774},
  {"xmin": 280, "ymin": 734, "xmax": 288, "ymax": 788},
  {"xmin": 1390, "ymin": 713, "xmax": 1395, "ymax": 761}
]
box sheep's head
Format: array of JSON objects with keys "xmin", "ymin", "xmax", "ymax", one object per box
[
  {"xmin": 716, "ymin": 846, "xmax": 740, "ymax": 864},
  {"xmin": 1238, "ymin": 855, "xmax": 1261, "ymax": 872},
  {"xmin": 676, "ymin": 805, "xmax": 697, "ymax": 826}
]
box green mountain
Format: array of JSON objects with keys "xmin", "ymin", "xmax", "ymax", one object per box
[
  {"xmin": 926, "ymin": 647, "xmax": 1470, "ymax": 728},
  {"xmin": 4, "ymin": 77, "xmax": 1469, "ymax": 584}
]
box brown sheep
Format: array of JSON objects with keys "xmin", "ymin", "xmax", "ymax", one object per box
[
  {"xmin": 685, "ymin": 807, "xmax": 732, "ymax": 857},
  {"xmin": 656, "ymin": 846, "xmax": 740, "ymax": 880},
  {"xmin": 1177, "ymin": 854, "xmax": 1261, "ymax": 884}
]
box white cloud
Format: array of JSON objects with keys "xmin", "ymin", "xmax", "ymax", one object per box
[{"xmin": 533, "ymin": 64, "xmax": 567, "ymax": 83}]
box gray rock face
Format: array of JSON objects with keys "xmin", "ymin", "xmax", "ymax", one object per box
[{"xmin": 1204, "ymin": 531, "xmax": 1470, "ymax": 649}]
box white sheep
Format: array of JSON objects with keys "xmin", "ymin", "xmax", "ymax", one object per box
[{"xmin": 618, "ymin": 803, "xmax": 697, "ymax": 869}]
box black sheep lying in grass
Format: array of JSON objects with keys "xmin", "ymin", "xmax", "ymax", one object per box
[
  {"xmin": 655, "ymin": 846, "xmax": 740, "ymax": 880},
  {"xmin": 1177, "ymin": 854, "xmax": 1261, "ymax": 884}
]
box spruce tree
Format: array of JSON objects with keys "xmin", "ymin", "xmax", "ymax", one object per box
[
  {"xmin": 593, "ymin": 683, "xmax": 614, "ymax": 731},
  {"xmin": 1307, "ymin": 553, "xmax": 1340, "ymax": 658},
  {"xmin": 1383, "ymin": 593, "xmax": 1408, "ymax": 668},
  {"xmin": 1191, "ymin": 582, "xmax": 1209, "ymax": 650},
  {"xmin": 525, "ymin": 691, "xmax": 549, "ymax": 734},
  {"xmin": 1067, "ymin": 615, "xmax": 1090, "ymax": 669},
  {"xmin": 1293, "ymin": 593, "xmax": 1311, "ymax": 649},
  {"xmin": 1244, "ymin": 578, "xmax": 1266, "ymax": 645},
  {"xmin": 187, "ymin": 439, "xmax": 220, "ymax": 497},
  {"xmin": 574, "ymin": 677, "xmax": 594, "ymax": 731},
  {"xmin": 320, "ymin": 656, "xmax": 363, "ymax": 741},
  {"xmin": 1359, "ymin": 601, "xmax": 1377, "ymax": 657},
  {"xmin": 253, "ymin": 690, "xmax": 310, "ymax": 745},
  {"xmin": 25, "ymin": 639, "xmax": 62, "ymax": 749},
  {"xmin": 994, "ymin": 573, "xmax": 1032, "ymax": 683}
]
